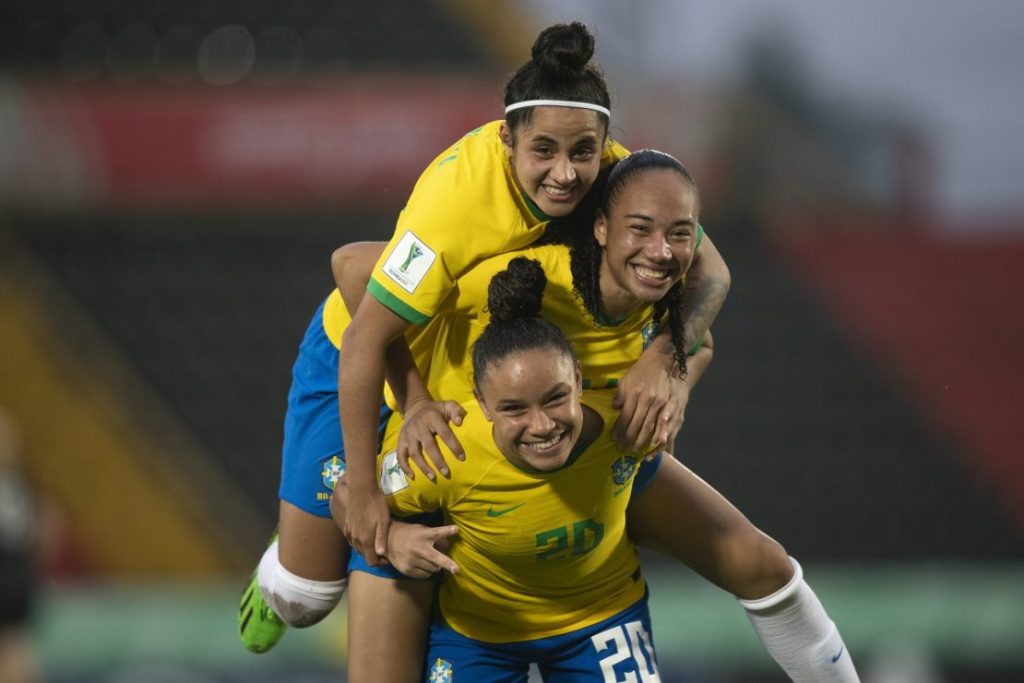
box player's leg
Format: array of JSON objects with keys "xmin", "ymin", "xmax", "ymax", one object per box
[
  {"xmin": 346, "ymin": 570, "xmax": 435, "ymax": 683},
  {"xmin": 240, "ymin": 299, "xmax": 352, "ymax": 652},
  {"xmin": 626, "ymin": 455, "xmax": 791, "ymax": 599},
  {"xmin": 626, "ymin": 456, "xmax": 859, "ymax": 681},
  {"xmin": 259, "ymin": 501, "xmax": 348, "ymax": 622}
]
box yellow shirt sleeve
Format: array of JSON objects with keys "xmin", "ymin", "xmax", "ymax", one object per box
[
  {"xmin": 367, "ymin": 121, "xmax": 549, "ymax": 325},
  {"xmin": 367, "ymin": 123, "xmax": 631, "ymax": 326}
]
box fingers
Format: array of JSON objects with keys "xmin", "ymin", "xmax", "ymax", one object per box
[
  {"xmin": 437, "ymin": 404, "xmax": 466, "ymax": 461},
  {"xmin": 442, "ymin": 401, "xmax": 467, "ymax": 428},
  {"xmin": 389, "ymin": 525, "xmax": 460, "ymax": 577},
  {"xmin": 374, "ymin": 517, "xmax": 390, "ymax": 560},
  {"xmin": 630, "ymin": 400, "xmax": 664, "ymax": 452},
  {"xmin": 426, "ymin": 526, "xmax": 460, "ymax": 574},
  {"xmin": 396, "ymin": 401, "xmax": 469, "ymax": 481},
  {"xmin": 350, "ymin": 531, "xmax": 379, "ymax": 566},
  {"xmin": 612, "ymin": 389, "xmax": 640, "ymax": 449},
  {"xmin": 659, "ymin": 403, "xmax": 684, "ymax": 446},
  {"xmin": 615, "ymin": 393, "xmax": 666, "ymax": 452},
  {"xmin": 395, "ymin": 440, "xmax": 417, "ymax": 479}
]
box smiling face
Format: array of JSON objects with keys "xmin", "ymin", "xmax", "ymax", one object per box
[
  {"xmin": 501, "ymin": 107, "xmax": 606, "ymax": 218},
  {"xmin": 595, "ymin": 168, "xmax": 700, "ymax": 320},
  {"xmin": 474, "ymin": 347, "xmax": 583, "ymax": 472}
]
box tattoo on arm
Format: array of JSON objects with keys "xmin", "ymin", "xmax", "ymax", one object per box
[{"xmin": 680, "ymin": 278, "xmax": 729, "ymax": 351}]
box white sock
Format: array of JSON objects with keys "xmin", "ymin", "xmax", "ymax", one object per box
[
  {"xmin": 257, "ymin": 539, "xmax": 347, "ymax": 628},
  {"xmin": 739, "ymin": 557, "xmax": 859, "ymax": 682}
]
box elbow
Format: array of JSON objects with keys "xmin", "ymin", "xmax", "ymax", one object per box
[{"xmin": 331, "ymin": 243, "xmax": 357, "ymax": 286}]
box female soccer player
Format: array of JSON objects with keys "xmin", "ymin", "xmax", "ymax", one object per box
[
  {"xmin": 336, "ymin": 21, "xmax": 730, "ymax": 569},
  {"xmin": 343, "ymin": 151, "xmax": 858, "ymax": 682},
  {"xmin": 334, "ymin": 256, "xmax": 669, "ymax": 681},
  {"xmin": 240, "ymin": 20, "xmax": 730, "ymax": 655}
]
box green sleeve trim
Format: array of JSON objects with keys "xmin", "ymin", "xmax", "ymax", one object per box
[
  {"xmin": 687, "ymin": 338, "xmax": 704, "ymax": 356},
  {"xmin": 367, "ymin": 278, "xmax": 431, "ymax": 326},
  {"xmin": 695, "ymin": 223, "xmax": 704, "ymax": 250}
]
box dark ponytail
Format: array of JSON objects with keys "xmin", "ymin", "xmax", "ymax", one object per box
[
  {"xmin": 472, "ymin": 258, "xmax": 577, "ymax": 388},
  {"xmin": 504, "ymin": 22, "xmax": 610, "ymax": 133}
]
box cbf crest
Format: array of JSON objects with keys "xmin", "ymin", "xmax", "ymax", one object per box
[
  {"xmin": 429, "ymin": 657, "xmax": 453, "ymax": 683},
  {"xmin": 321, "ymin": 456, "xmax": 345, "ymax": 491},
  {"xmin": 641, "ymin": 321, "xmax": 659, "ymax": 350},
  {"xmin": 611, "ymin": 456, "xmax": 638, "ymax": 485}
]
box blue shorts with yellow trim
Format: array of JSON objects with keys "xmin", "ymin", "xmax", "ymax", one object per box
[
  {"xmin": 278, "ymin": 298, "xmax": 391, "ymax": 519},
  {"xmin": 424, "ymin": 591, "xmax": 659, "ymax": 683}
]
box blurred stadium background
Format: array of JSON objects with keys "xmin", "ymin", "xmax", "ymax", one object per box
[{"xmin": 1, "ymin": 1, "xmax": 1022, "ymax": 681}]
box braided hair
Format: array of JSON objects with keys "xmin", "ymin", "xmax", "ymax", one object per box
[{"xmin": 540, "ymin": 149, "xmax": 699, "ymax": 375}]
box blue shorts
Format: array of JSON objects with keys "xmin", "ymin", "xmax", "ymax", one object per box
[
  {"xmin": 425, "ymin": 592, "xmax": 659, "ymax": 683},
  {"xmin": 277, "ymin": 299, "xmax": 393, "ymax": 575},
  {"xmin": 633, "ymin": 453, "xmax": 662, "ymax": 494}
]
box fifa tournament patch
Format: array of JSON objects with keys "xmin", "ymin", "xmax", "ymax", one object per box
[
  {"xmin": 428, "ymin": 657, "xmax": 453, "ymax": 683},
  {"xmin": 321, "ymin": 456, "xmax": 346, "ymax": 491},
  {"xmin": 381, "ymin": 231, "xmax": 436, "ymax": 294},
  {"xmin": 379, "ymin": 451, "xmax": 409, "ymax": 495}
]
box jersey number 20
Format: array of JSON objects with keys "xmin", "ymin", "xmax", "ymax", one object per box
[{"xmin": 590, "ymin": 620, "xmax": 661, "ymax": 683}]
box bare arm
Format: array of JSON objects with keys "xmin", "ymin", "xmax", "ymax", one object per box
[
  {"xmin": 338, "ymin": 296, "xmax": 411, "ymax": 564},
  {"xmin": 332, "ymin": 242, "xmax": 466, "ymax": 480},
  {"xmin": 332, "ymin": 242, "xmax": 428, "ymax": 412},
  {"xmin": 614, "ymin": 234, "xmax": 729, "ymax": 450},
  {"xmin": 678, "ymin": 234, "xmax": 730, "ymax": 352},
  {"xmin": 329, "ymin": 470, "xmax": 459, "ymax": 578}
]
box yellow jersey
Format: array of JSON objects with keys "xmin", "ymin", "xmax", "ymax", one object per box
[
  {"xmin": 321, "ymin": 239, "xmax": 683, "ymax": 411},
  {"xmin": 425, "ymin": 242, "xmax": 665, "ymax": 407},
  {"xmin": 377, "ymin": 390, "xmax": 646, "ymax": 643},
  {"xmin": 364, "ymin": 120, "xmax": 628, "ymax": 326}
]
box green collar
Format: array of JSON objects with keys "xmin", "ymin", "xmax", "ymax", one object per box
[{"xmin": 521, "ymin": 191, "xmax": 550, "ymax": 222}]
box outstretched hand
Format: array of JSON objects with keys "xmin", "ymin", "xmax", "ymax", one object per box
[
  {"xmin": 386, "ymin": 522, "xmax": 460, "ymax": 579},
  {"xmin": 397, "ymin": 400, "xmax": 467, "ymax": 480}
]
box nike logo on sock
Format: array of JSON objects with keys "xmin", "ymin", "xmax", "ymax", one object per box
[{"xmin": 831, "ymin": 645, "xmax": 845, "ymax": 663}]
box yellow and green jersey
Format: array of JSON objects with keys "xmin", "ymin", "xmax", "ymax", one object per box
[
  {"xmin": 321, "ymin": 239, "xmax": 686, "ymax": 411},
  {"xmin": 363, "ymin": 120, "xmax": 628, "ymax": 326},
  {"xmin": 424, "ymin": 242, "xmax": 673, "ymax": 407},
  {"xmin": 377, "ymin": 390, "xmax": 646, "ymax": 643}
]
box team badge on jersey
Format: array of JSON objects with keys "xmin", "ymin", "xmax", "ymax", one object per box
[
  {"xmin": 379, "ymin": 451, "xmax": 409, "ymax": 495},
  {"xmin": 611, "ymin": 456, "xmax": 638, "ymax": 485},
  {"xmin": 382, "ymin": 231, "xmax": 436, "ymax": 293},
  {"xmin": 641, "ymin": 321, "xmax": 660, "ymax": 350},
  {"xmin": 321, "ymin": 456, "xmax": 345, "ymax": 491},
  {"xmin": 428, "ymin": 657, "xmax": 453, "ymax": 683}
]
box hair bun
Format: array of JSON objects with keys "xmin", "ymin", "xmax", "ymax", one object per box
[
  {"xmin": 531, "ymin": 21, "xmax": 594, "ymax": 79},
  {"xmin": 487, "ymin": 257, "xmax": 547, "ymax": 323}
]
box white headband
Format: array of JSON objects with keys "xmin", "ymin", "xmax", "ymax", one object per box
[{"xmin": 505, "ymin": 99, "xmax": 611, "ymax": 118}]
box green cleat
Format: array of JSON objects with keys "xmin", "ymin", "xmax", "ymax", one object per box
[{"xmin": 238, "ymin": 570, "xmax": 287, "ymax": 653}]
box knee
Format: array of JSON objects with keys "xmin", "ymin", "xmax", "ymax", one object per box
[
  {"xmin": 718, "ymin": 530, "xmax": 793, "ymax": 601},
  {"xmin": 258, "ymin": 540, "xmax": 347, "ymax": 628},
  {"xmin": 266, "ymin": 590, "xmax": 342, "ymax": 628}
]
